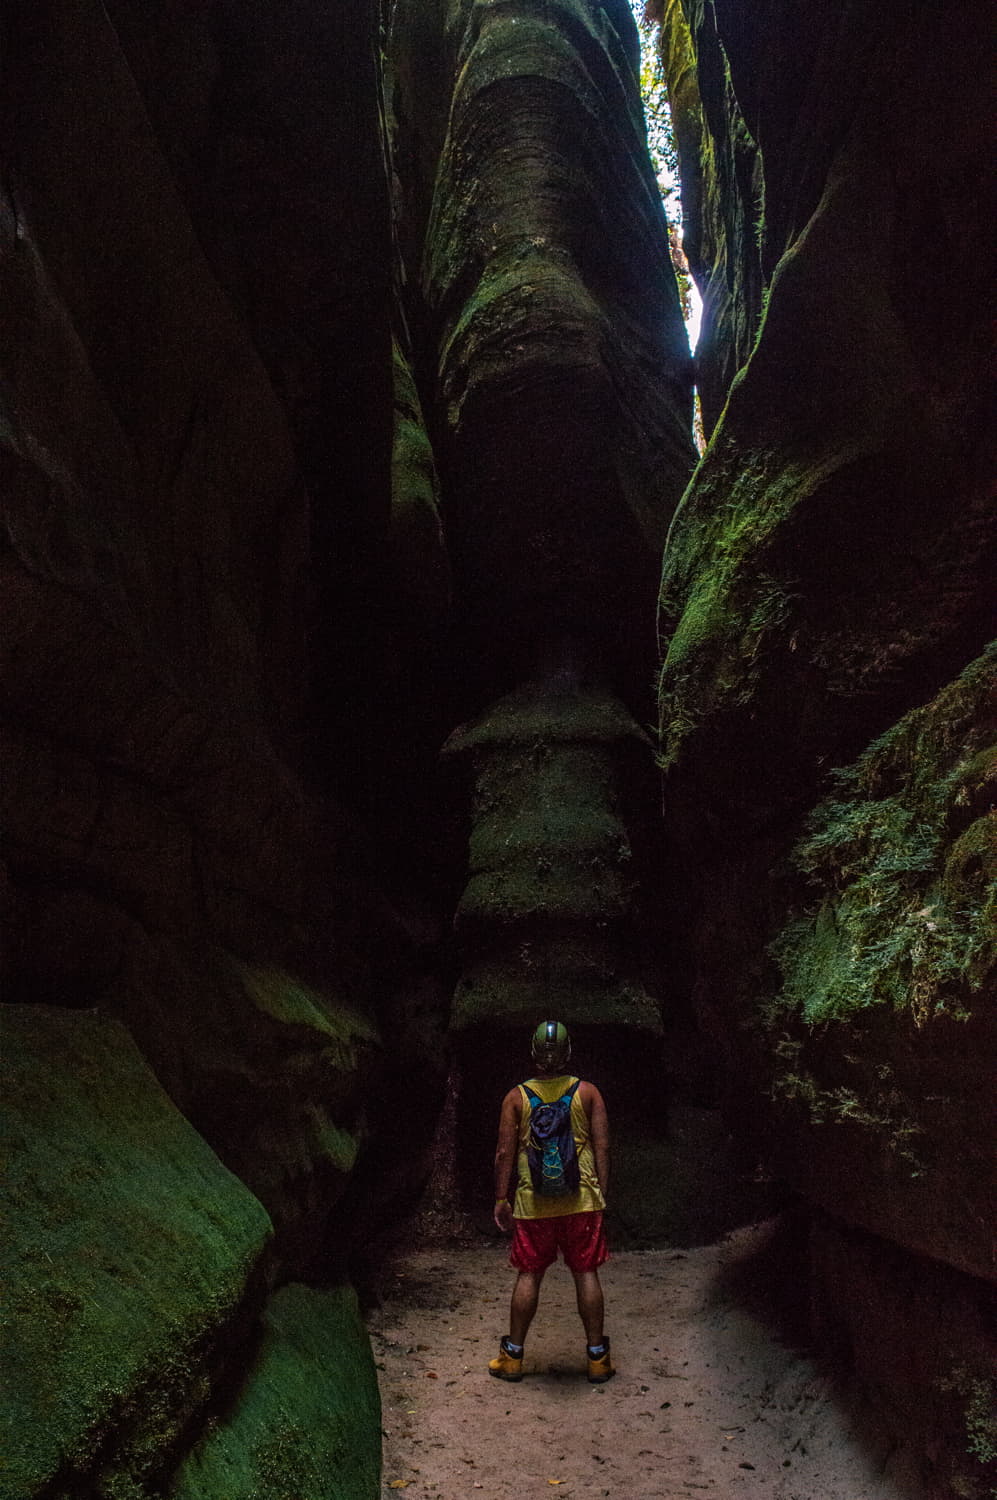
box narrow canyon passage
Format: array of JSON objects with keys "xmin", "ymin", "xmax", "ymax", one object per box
[
  {"xmin": 370, "ymin": 1220, "xmax": 923, "ymax": 1500},
  {"xmin": 2, "ymin": 1, "xmax": 992, "ymax": 1495}
]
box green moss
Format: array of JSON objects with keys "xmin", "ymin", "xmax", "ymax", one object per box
[
  {"xmin": 447, "ymin": 683, "xmax": 660, "ymax": 1036},
  {"xmin": 449, "ymin": 691, "xmax": 644, "ymax": 919},
  {"xmin": 237, "ymin": 962, "xmax": 378, "ymax": 1059},
  {"xmin": 459, "ymin": 739, "xmax": 635, "ymax": 925},
  {"xmin": 306, "ymin": 1111, "xmax": 360, "ymax": 1177},
  {"xmin": 656, "ymin": 121, "xmax": 940, "ymax": 759},
  {"xmin": 768, "ymin": 648, "xmax": 996, "ymax": 1027},
  {"xmin": 964, "ymin": 1380, "xmax": 997, "ymax": 1466},
  {"xmin": 453, "ymin": 958, "xmax": 662, "ymax": 1034},
  {"xmin": 1, "ymin": 1006, "xmax": 271, "ymax": 1497},
  {"xmin": 170, "ymin": 1284, "xmax": 381, "ymax": 1500},
  {"xmin": 766, "ymin": 1045, "xmax": 926, "ymax": 1172},
  {"xmin": 444, "ymin": 684, "xmax": 648, "ymax": 754},
  {"xmin": 658, "ymin": 561, "xmax": 799, "ymax": 754},
  {"xmin": 939, "ymin": 1366, "xmax": 997, "ymax": 1498},
  {"xmin": 390, "ymin": 339, "xmax": 449, "ymax": 614},
  {"xmin": 657, "ymin": 446, "xmax": 832, "ymax": 765}
]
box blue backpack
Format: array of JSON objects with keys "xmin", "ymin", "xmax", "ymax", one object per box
[{"xmin": 522, "ymin": 1079, "xmax": 581, "ymax": 1196}]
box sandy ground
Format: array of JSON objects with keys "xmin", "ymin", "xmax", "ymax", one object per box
[{"xmin": 369, "ymin": 1218, "xmax": 924, "ymax": 1500}]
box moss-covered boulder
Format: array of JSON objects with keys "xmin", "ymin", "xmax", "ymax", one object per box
[
  {"xmin": 1, "ymin": 603, "xmax": 384, "ymax": 1274},
  {"xmin": 0, "ymin": 1005, "xmax": 272, "ymax": 1499},
  {"xmin": 170, "ymin": 1284, "xmax": 380, "ymax": 1500},
  {"xmin": 136, "ymin": 955, "xmax": 381, "ymax": 1276}
]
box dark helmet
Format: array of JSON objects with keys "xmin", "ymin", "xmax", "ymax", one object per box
[{"xmin": 531, "ymin": 1019, "xmax": 571, "ymax": 1071}]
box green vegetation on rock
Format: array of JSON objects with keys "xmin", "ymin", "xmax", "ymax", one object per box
[
  {"xmin": 170, "ymin": 1284, "xmax": 381, "ymax": 1500},
  {"xmin": 390, "ymin": 338, "xmax": 450, "ymax": 617},
  {"xmin": 446, "ymin": 684, "xmax": 662, "ymax": 1035},
  {"xmin": 768, "ymin": 647, "xmax": 996, "ymax": 1028},
  {"xmin": 0, "ymin": 1006, "xmax": 272, "ymax": 1499},
  {"xmin": 237, "ymin": 960, "xmax": 378, "ymax": 1066}
]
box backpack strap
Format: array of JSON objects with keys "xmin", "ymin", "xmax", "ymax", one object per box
[{"xmin": 521, "ymin": 1079, "xmax": 580, "ymax": 1104}]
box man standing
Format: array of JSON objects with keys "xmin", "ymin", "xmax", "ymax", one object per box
[{"xmin": 489, "ymin": 1020, "xmax": 613, "ymax": 1383}]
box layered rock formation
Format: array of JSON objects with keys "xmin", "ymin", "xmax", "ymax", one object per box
[
  {"xmin": 657, "ymin": 1, "xmax": 996, "ymax": 1493},
  {"xmin": 0, "ymin": 1, "xmax": 420, "ymax": 1493},
  {"xmin": 387, "ymin": 0, "xmax": 696, "ymax": 1199},
  {"xmin": 1, "ymin": 0, "xmax": 690, "ymax": 1492},
  {"xmin": 3, "ymin": 0, "xmax": 993, "ymax": 1494}
]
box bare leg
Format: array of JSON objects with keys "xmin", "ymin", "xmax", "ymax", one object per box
[
  {"xmin": 572, "ymin": 1270, "xmax": 604, "ymax": 1345},
  {"xmin": 509, "ymin": 1270, "xmax": 543, "ymax": 1346}
]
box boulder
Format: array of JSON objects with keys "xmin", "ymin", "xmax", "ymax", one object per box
[
  {"xmin": 1, "ymin": 1005, "xmax": 272, "ymax": 1499},
  {"xmin": 169, "ymin": 1284, "xmax": 381, "ymax": 1500}
]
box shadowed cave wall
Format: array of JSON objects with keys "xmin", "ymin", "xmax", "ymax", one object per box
[{"xmin": 1, "ymin": 0, "xmax": 994, "ymax": 1497}]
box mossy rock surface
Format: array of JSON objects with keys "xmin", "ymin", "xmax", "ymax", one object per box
[
  {"xmin": 391, "ymin": 0, "xmax": 694, "ymax": 695},
  {"xmin": 657, "ymin": 2, "xmax": 994, "ymax": 833},
  {"xmin": 97, "ymin": 940, "xmax": 379, "ymax": 1277},
  {"xmin": 0, "ymin": 1005, "xmax": 272, "ymax": 1499},
  {"xmin": 453, "ymin": 961, "xmax": 662, "ymax": 1034},
  {"xmin": 443, "ymin": 683, "xmax": 650, "ymax": 754},
  {"xmin": 448, "ymin": 683, "xmax": 661, "ymax": 1036},
  {"xmin": 390, "ymin": 338, "xmax": 450, "ymax": 620},
  {"xmin": 169, "ymin": 1284, "xmax": 380, "ymax": 1500},
  {"xmin": 771, "ymin": 647, "xmax": 996, "ymax": 1030},
  {"xmin": 759, "ymin": 649, "xmax": 997, "ymax": 1279}
]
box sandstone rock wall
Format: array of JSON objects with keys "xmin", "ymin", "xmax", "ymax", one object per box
[
  {"xmin": 389, "ymin": 0, "xmax": 694, "ymax": 1020},
  {"xmin": 5, "ymin": 0, "xmax": 992, "ymax": 1491},
  {"xmin": 0, "ymin": 2, "xmax": 423, "ymax": 1493},
  {"xmin": 2, "ymin": 1007, "xmax": 272, "ymax": 1498},
  {"xmin": 386, "ymin": 0, "xmax": 696, "ymax": 1204},
  {"xmin": 656, "ymin": 2, "xmax": 996, "ymax": 1493},
  {"xmin": 1, "ymin": 0, "xmax": 693, "ymax": 1489}
]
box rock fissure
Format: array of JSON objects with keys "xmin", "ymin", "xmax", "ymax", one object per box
[{"xmin": 2, "ymin": 0, "xmax": 993, "ymax": 1496}]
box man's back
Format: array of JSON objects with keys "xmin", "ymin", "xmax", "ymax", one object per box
[
  {"xmin": 511, "ymin": 1073, "xmax": 606, "ymax": 1219},
  {"xmin": 489, "ymin": 1022, "xmax": 614, "ymax": 1383}
]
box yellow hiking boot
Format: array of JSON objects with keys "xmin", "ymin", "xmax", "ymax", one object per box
[
  {"xmin": 587, "ymin": 1337, "xmax": 614, "ymax": 1383},
  {"xmin": 488, "ymin": 1337, "xmax": 524, "ymax": 1381}
]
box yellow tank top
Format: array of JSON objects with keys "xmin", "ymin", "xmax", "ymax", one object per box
[{"xmin": 513, "ymin": 1075, "xmax": 606, "ymax": 1219}]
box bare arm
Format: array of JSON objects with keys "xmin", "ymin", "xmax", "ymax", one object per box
[
  {"xmin": 493, "ymin": 1087, "xmax": 521, "ymax": 1231},
  {"xmin": 584, "ymin": 1083, "xmax": 610, "ymax": 1201}
]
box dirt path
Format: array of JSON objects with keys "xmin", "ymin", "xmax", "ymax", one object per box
[{"xmin": 369, "ymin": 1218, "xmax": 923, "ymax": 1499}]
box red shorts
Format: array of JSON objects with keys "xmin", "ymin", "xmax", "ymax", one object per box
[{"xmin": 509, "ymin": 1211, "xmax": 608, "ymax": 1275}]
